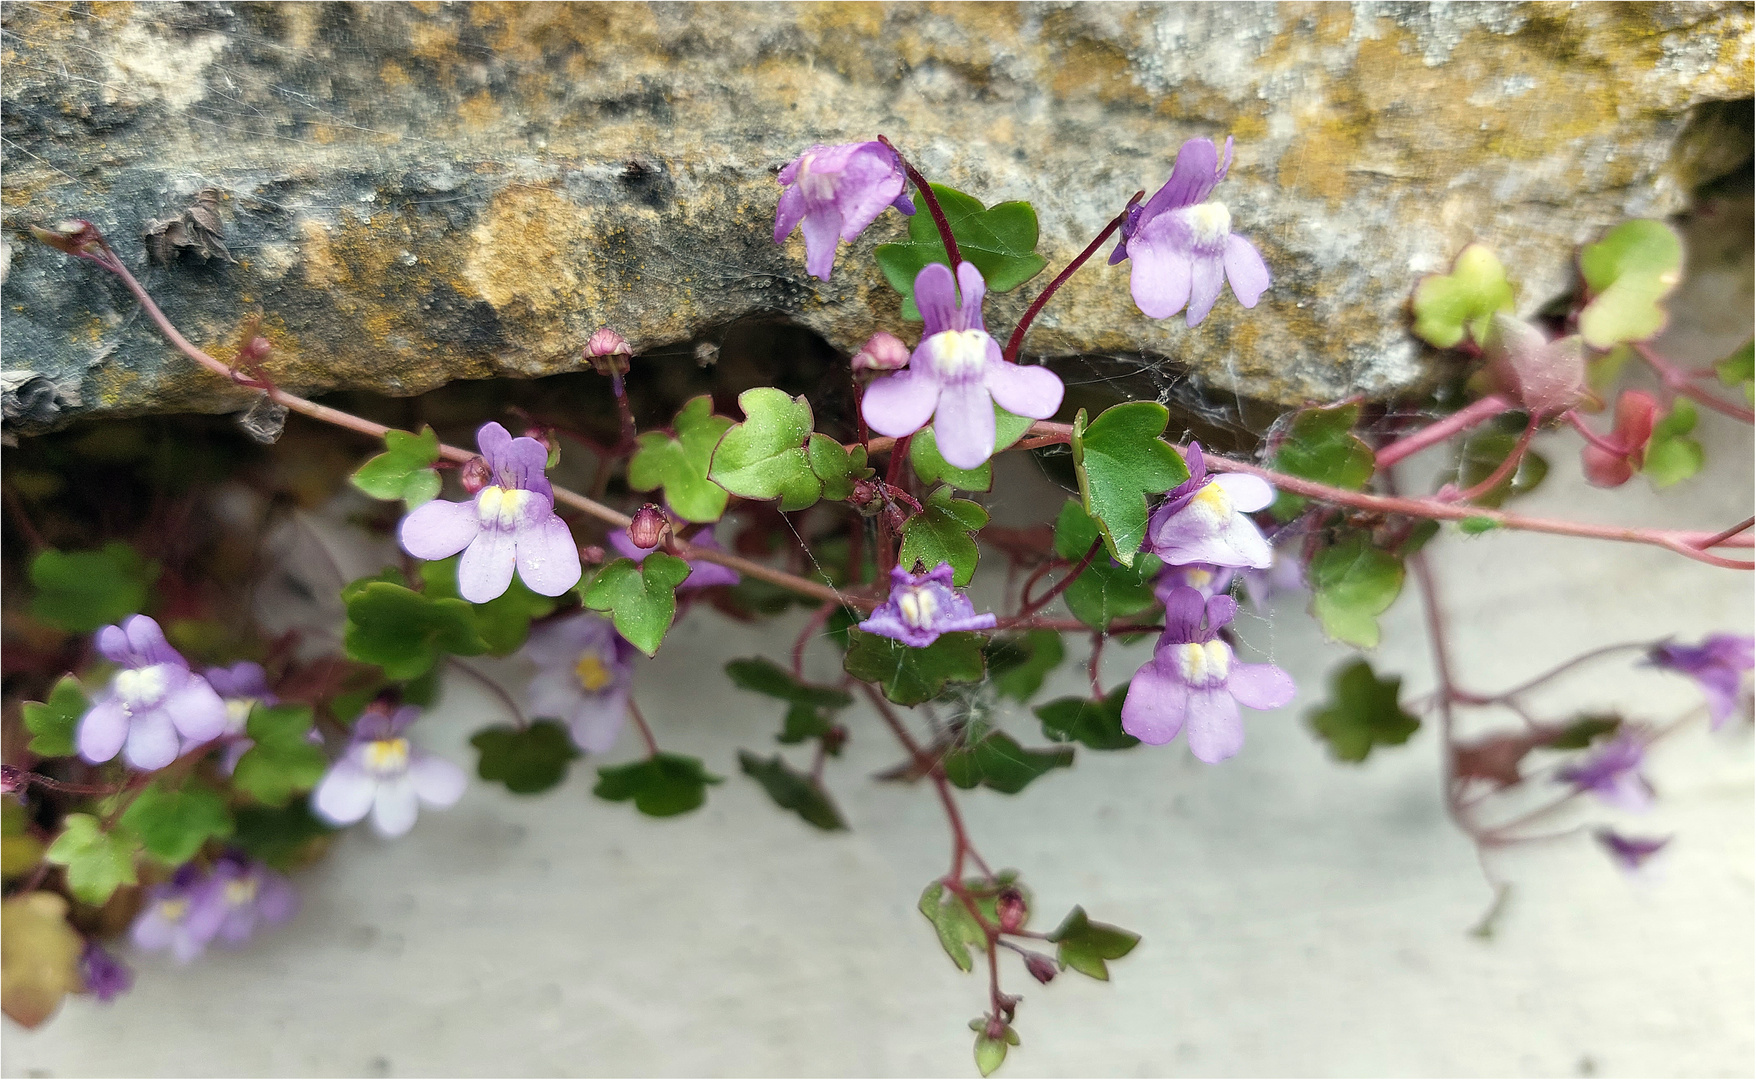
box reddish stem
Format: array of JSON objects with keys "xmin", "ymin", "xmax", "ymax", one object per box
[
  {"xmin": 1002, "ymin": 192, "xmax": 1144, "ymax": 364},
  {"xmin": 1451, "ymin": 413, "xmax": 1539, "ymax": 503},
  {"xmin": 792, "ymin": 600, "xmax": 839, "ymax": 679},
  {"xmin": 1000, "ymin": 538, "xmax": 1101, "ymax": 625},
  {"xmin": 1563, "ymin": 409, "xmax": 1631, "ymax": 456},
  {"xmin": 878, "ymin": 136, "xmax": 961, "ymax": 268},
  {"xmin": 627, "ymin": 698, "xmax": 660, "ymax": 757},
  {"xmin": 1635, "ymin": 343, "xmax": 1755, "ymax": 424},
  {"xmin": 1376, "ymin": 395, "xmax": 1516, "ymax": 468}
]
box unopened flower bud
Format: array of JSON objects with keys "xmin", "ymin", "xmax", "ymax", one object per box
[
  {"xmin": 1023, "ymin": 952, "xmax": 1058, "ymax": 985},
  {"xmin": 460, "ymin": 456, "xmax": 492, "ymax": 494},
  {"xmin": 850, "ymin": 477, "xmax": 886, "ymax": 517},
  {"xmin": 821, "ymin": 725, "xmax": 849, "ymax": 755},
  {"xmin": 238, "ymin": 335, "xmax": 273, "ymax": 366},
  {"xmin": 628, "ymin": 504, "xmax": 669, "ymax": 550},
  {"xmin": 851, "ymin": 331, "xmax": 910, "ymax": 372},
  {"xmin": 31, "ymin": 219, "xmax": 102, "ymax": 255},
  {"xmin": 586, "ymin": 327, "xmax": 633, "ymax": 376},
  {"xmin": 995, "ymin": 887, "xmax": 1028, "ymax": 933},
  {"xmin": 580, "ymin": 544, "xmax": 607, "ymax": 565}
]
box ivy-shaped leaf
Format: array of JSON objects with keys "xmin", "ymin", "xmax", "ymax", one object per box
[
  {"xmin": 22, "ymin": 675, "xmax": 87, "ymax": 758},
  {"xmin": 707, "ymin": 388, "xmax": 823, "ymax": 511},
  {"xmin": 1053, "ymin": 501, "xmax": 1161, "ymax": 630},
  {"xmin": 806, "ymin": 434, "xmax": 871, "ymax": 502},
  {"xmin": 738, "ymin": 752, "xmax": 848, "ymax": 831},
  {"xmin": 898, "ymin": 486, "xmax": 989, "ymax": 586},
  {"xmin": 28, "ymin": 543, "xmax": 158, "ymax": 634},
  {"xmin": 592, "ymin": 753, "xmax": 721, "ymax": 817},
  {"xmin": 918, "ymin": 880, "xmax": 988, "ymax": 973},
  {"xmin": 986, "ymin": 631, "xmax": 1065, "ymax": 703},
  {"xmin": 43, "ymin": 814, "xmax": 138, "ymax": 907},
  {"xmin": 341, "ymin": 571, "xmax": 487, "ymax": 680},
  {"xmin": 232, "ymin": 704, "xmax": 328, "ymax": 808},
  {"xmin": 844, "ymin": 629, "xmax": 987, "ymax": 706},
  {"xmin": 1411, "ymin": 243, "xmax": 1515, "ymax": 349},
  {"xmin": 419, "ymin": 557, "xmax": 559, "ymax": 655},
  {"xmin": 627, "ymin": 396, "xmax": 735, "ymax": 523},
  {"xmin": 350, "ymin": 426, "xmax": 443, "ymax": 508},
  {"xmin": 910, "ymin": 407, "xmax": 1035, "ymax": 491},
  {"xmin": 875, "ymin": 183, "xmax": 1048, "ymax": 319},
  {"xmin": 1643, "ymin": 398, "xmax": 1704, "ymax": 489},
  {"xmin": 725, "ymin": 658, "xmax": 852, "ymax": 745},
  {"xmin": 1035, "ymin": 686, "xmax": 1139, "ymax": 750},
  {"xmin": 1270, "ymin": 403, "xmax": 1375, "ymax": 519},
  {"xmin": 941, "ymin": 726, "xmax": 1073, "ymax": 794},
  {"xmin": 118, "ymin": 780, "xmax": 235, "ymax": 865},
  {"xmin": 1578, "ymin": 219, "xmax": 1683, "ymax": 350},
  {"xmin": 471, "ymin": 721, "xmax": 581, "ymax": 795},
  {"xmin": 1307, "ymin": 537, "xmax": 1404, "ymax": 649},
  {"xmin": 1452, "ymin": 419, "xmax": 1549, "ymax": 508},
  {"xmin": 1046, "ymin": 906, "xmax": 1141, "ymax": 981},
  {"xmin": 1308, "ymin": 659, "xmax": 1420, "ymax": 762},
  {"xmin": 974, "ymin": 1027, "xmax": 1014, "ymax": 1078},
  {"xmin": 578, "ymin": 553, "xmax": 691, "ymax": 656},
  {"xmin": 1071, "ymin": 403, "xmax": 1188, "ymax": 566},
  {"xmin": 1715, "ymin": 340, "xmax": 1753, "ymax": 404}
]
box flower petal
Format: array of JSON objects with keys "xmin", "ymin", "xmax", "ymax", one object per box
[
  {"xmin": 953, "ymin": 262, "xmax": 988, "ymax": 332},
  {"xmin": 1223, "ymin": 233, "xmax": 1270, "ymax": 308},
  {"xmin": 457, "ymin": 529, "xmax": 518, "ymax": 604},
  {"xmin": 1183, "ymin": 687, "xmax": 1245, "ymax": 763},
  {"xmin": 311, "ymin": 761, "xmax": 376, "ymax": 826},
  {"xmin": 774, "ymin": 183, "xmax": 807, "ymax": 244},
  {"xmin": 515, "ymin": 512, "xmax": 583, "ymax": 597},
  {"xmin": 1228, "ymin": 663, "xmax": 1297, "ymax": 711},
  {"xmin": 1140, "ymin": 138, "xmax": 1221, "ymax": 217},
  {"xmin": 123, "ymin": 709, "xmax": 182, "ymax": 771},
  {"xmin": 1121, "ymin": 661, "xmax": 1190, "ymax": 745},
  {"xmin": 1212, "ymin": 472, "xmax": 1275, "ymax": 513},
  {"xmin": 800, "ymin": 204, "xmax": 844, "ymax": 281},
  {"xmin": 122, "ymin": 615, "xmax": 184, "ymax": 668},
  {"xmin": 410, "ymin": 755, "xmax": 467, "ymax": 808},
  {"xmin": 1185, "ymin": 250, "xmax": 1226, "ymax": 327},
  {"xmin": 1128, "ymin": 228, "xmax": 1194, "ymax": 320},
  {"xmin": 834, "ymin": 144, "xmax": 908, "ymax": 239},
  {"xmin": 370, "ymin": 776, "xmax": 422, "ymax": 838},
  {"xmin": 162, "ymin": 677, "xmax": 230, "ymax": 744},
  {"xmin": 933, "ymin": 380, "xmax": 998, "ymax": 470},
  {"xmin": 862, "ymin": 368, "xmax": 941, "ymax": 439},
  {"xmin": 913, "ymin": 262, "xmax": 960, "ymax": 334},
  {"xmin": 982, "ymin": 356, "xmax": 1064, "ymax": 422},
  {"xmin": 568, "ymin": 688, "xmax": 631, "ymax": 755},
  {"xmin": 400, "ymin": 498, "xmax": 481, "ymax": 561},
  {"xmin": 77, "ymin": 698, "xmax": 130, "ymax": 764}
]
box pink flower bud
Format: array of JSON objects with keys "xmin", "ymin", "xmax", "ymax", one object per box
[
  {"xmin": 1023, "ymin": 953, "xmax": 1058, "ymax": 985},
  {"xmin": 628, "ymin": 504, "xmax": 669, "ymax": 550},
  {"xmin": 580, "ymin": 544, "xmax": 607, "ymax": 565},
  {"xmin": 851, "ymin": 331, "xmax": 910, "ymax": 372},
  {"xmin": 1581, "ymin": 389, "xmax": 1657, "ymax": 488},
  {"xmin": 850, "ymin": 477, "xmax": 886, "ymax": 516},
  {"xmin": 995, "ymin": 887, "xmax": 1028, "ymax": 933},
  {"xmin": 586, "ymin": 327, "xmax": 633, "ymax": 376},
  {"xmin": 460, "ymin": 456, "xmax": 492, "ymax": 494}
]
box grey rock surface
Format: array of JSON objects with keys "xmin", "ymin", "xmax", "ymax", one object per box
[{"xmin": 1, "ymin": 2, "xmax": 1750, "ymax": 431}]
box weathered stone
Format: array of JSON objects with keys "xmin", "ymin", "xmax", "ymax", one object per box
[{"xmin": 1, "ymin": 2, "xmax": 1749, "ymax": 433}]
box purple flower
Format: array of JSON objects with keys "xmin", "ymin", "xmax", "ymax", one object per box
[
  {"xmin": 859, "ymin": 564, "xmax": 998, "ymax": 648},
  {"xmin": 1593, "ymin": 828, "xmax": 1671, "ymax": 874},
  {"xmin": 1145, "ymin": 445, "xmax": 1275, "ymax": 570},
  {"xmin": 1121, "ymin": 587, "xmax": 1296, "ymax": 763},
  {"xmin": 1111, "ymin": 136, "xmax": 1271, "ymax": 327},
  {"xmin": 130, "ymin": 865, "xmax": 227, "ymax": 964},
  {"xmin": 79, "ymin": 941, "xmax": 133, "ymax": 1002},
  {"xmin": 523, "ymin": 612, "xmax": 636, "ymax": 754},
  {"xmin": 311, "ymin": 705, "xmax": 466, "ymax": 838},
  {"xmin": 607, "ymin": 526, "xmax": 740, "ymax": 589},
  {"xmin": 1556, "ymin": 733, "xmax": 1654, "ymax": 812},
  {"xmin": 399, "ymin": 422, "xmax": 582, "ymax": 604},
  {"xmin": 774, "ymin": 141, "xmax": 915, "ymax": 281},
  {"xmin": 861, "ymin": 262, "xmax": 1065, "ymax": 469},
  {"xmin": 203, "ymin": 661, "xmax": 279, "ymax": 773},
  {"xmin": 78, "ymin": 615, "xmax": 228, "ymax": 771},
  {"xmin": 1153, "ymin": 563, "xmax": 1235, "ymax": 605},
  {"xmin": 206, "ymin": 854, "xmax": 298, "ymax": 945},
  {"xmin": 1239, "ymin": 550, "xmax": 1306, "ymax": 610},
  {"xmin": 1647, "ymin": 634, "xmax": 1754, "ymax": 729}
]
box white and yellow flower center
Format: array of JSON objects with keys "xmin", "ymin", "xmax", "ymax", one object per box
[
  {"xmin": 927, "ymin": 329, "xmax": 990, "ymax": 380},
  {"xmin": 1185, "ymin": 201, "xmax": 1232, "ymax": 246},
  {"xmin": 476, "ymin": 486, "xmax": 534, "ymax": 530},
  {"xmin": 224, "ymin": 697, "xmax": 258, "ymax": 733},
  {"xmin": 1174, "ymin": 640, "xmax": 1232, "ymax": 687},
  {"xmin": 1190, "ymin": 480, "xmax": 1234, "ymax": 521},
  {"xmin": 575, "ymin": 653, "xmax": 614, "ymax": 693},
  {"xmin": 364, "ymin": 737, "xmax": 411, "ymax": 776},
  {"xmin": 115, "ymin": 664, "xmax": 173, "ymax": 709},
  {"xmin": 1184, "ymin": 568, "xmax": 1214, "ymax": 591},
  {"xmin": 797, "ymin": 153, "xmax": 837, "ymax": 201},
  {"xmin": 896, "ymin": 586, "xmax": 940, "ymax": 629},
  {"xmin": 159, "ymin": 898, "xmax": 190, "ymax": 922},
  {"xmin": 224, "ymin": 876, "xmax": 259, "ymax": 907}
]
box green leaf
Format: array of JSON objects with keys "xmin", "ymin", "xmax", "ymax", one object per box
[
  {"xmin": 350, "ymin": 426, "xmax": 443, "ymax": 508},
  {"xmin": 342, "ymin": 573, "xmax": 487, "ymax": 680},
  {"xmin": 844, "ymin": 630, "xmax": 987, "ymax": 706},
  {"xmin": 737, "ymin": 751, "xmax": 848, "ymax": 831},
  {"xmin": 43, "ymin": 814, "xmax": 137, "ymax": 907},
  {"xmin": 1307, "ymin": 538, "xmax": 1404, "ymax": 649},
  {"xmin": 471, "ymin": 721, "xmax": 580, "ymax": 795},
  {"xmin": 806, "ymin": 435, "xmax": 870, "ymax": 503},
  {"xmin": 1547, "ymin": 714, "xmax": 1621, "ymax": 750},
  {"xmin": 875, "ymin": 184, "xmax": 1048, "ymax": 319},
  {"xmin": 910, "ymin": 407, "xmax": 1035, "ymax": 491},
  {"xmin": 1052, "ymin": 501, "xmax": 1162, "ymax": 630},
  {"xmin": 1036, "ymin": 686, "xmax": 1139, "ymax": 750},
  {"xmin": 22, "ymin": 675, "xmax": 87, "ymax": 758},
  {"xmin": 918, "ymin": 880, "xmax": 987, "ymax": 972},
  {"xmin": 1715, "ymin": 340, "xmax": 1754, "ymax": 403},
  {"xmin": 1270, "ymin": 403, "xmax": 1375, "ymax": 519},
  {"xmin": 1071, "ymin": 403, "xmax": 1189, "ymax": 566},
  {"xmin": 724, "ymin": 658, "xmax": 852, "ymax": 745},
  {"xmin": 578, "ymin": 554, "xmax": 691, "ymax": 656},
  {"xmin": 975, "ymin": 1031, "xmax": 1010, "ymax": 1077},
  {"xmin": 232, "ymin": 704, "xmax": 328, "ymax": 807},
  {"xmin": 1458, "ymin": 516, "xmax": 1500, "ymax": 535},
  {"xmin": 986, "ymin": 631, "xmax": 1065, "ymax": 703},
  {"xmin": 941, "ymin": 727, "xmax": 1073, "ymax": 794},
  {"xmin": 1046, "ymin": 906, "xmax": 1140, "ymax": 981},
  {"xmin": 1578, "ymin": 219, "xmax": 1683, "ymax": 349},
  {"xmin": 231, "ymin": 803, "xmax": 335, "ymax": 871},
  {"xmin": 898, "ymin": 486, "xmax": 989, "ymax": 586},
  {"xmin": 118, "ymin": 780, "xmax": 234, "ymax": 865},
  {"xmin": 28, "ymin": 543, "xmax": 158, "ymax": 633},
  {"xmin": 1308, "ymin": 659, "xmax": 1420, "ymax": 762},
  {"xmin": 707, "ymin": 388, "xmax": 823, "ymax": 511},
  {"xmin": 626, "ymin": 396, "xmax": 735, "ymax": 523},
  {"xmin": 1412, "ymin": 243, "xmax": 1516, "ymax": 349},
  {"xmin": 1452, "ymin": 420, "xmax": 1549, "ymax": 508},
  {"xmin": 592, "ymin": 753, "xmax": 721, "ymax": 817},
  {"xmin": 1643, "ymin": 398, "xmax": 1703, "ymax": 488},
  {"xmin": 418, "ymin": 557, "xmax": 559, "ymax": 655}
]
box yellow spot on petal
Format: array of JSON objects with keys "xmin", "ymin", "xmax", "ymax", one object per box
[
  {"xmin": 364, "ymin": 738, "xmax": 411, "ymax": 775},
  {"xmin": 575, "ymin": 654, "xmax": 613, "ymax": 692}
]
